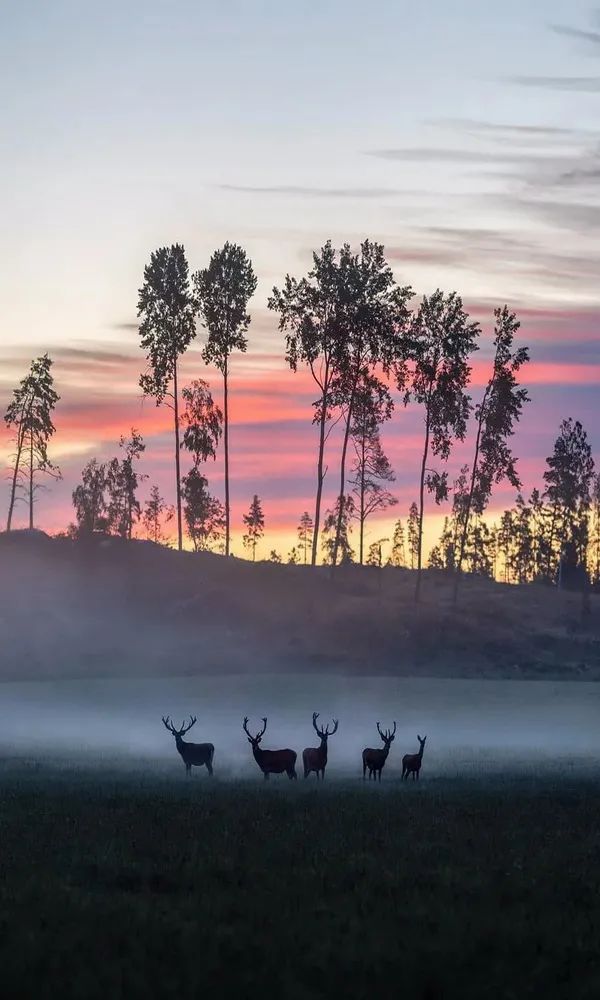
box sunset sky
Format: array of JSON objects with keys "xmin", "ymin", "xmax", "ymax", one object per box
[{"xmin": 1, "ymin": 1, "xmax": 599, "ymax": 558}]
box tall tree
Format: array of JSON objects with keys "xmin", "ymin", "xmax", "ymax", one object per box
[
  {"xmin": 4, "ymin": 354, "xmax": 60, "ymax": 531},
  {"xmin": 72, "ymin": 459, "xmax": 108, "ymax": 536},
  {"xmin": 106, "ymin": 430, "xmax": 146, "ymax": 539},
  {"xmin": 138, "ymin": 244, "xmax": 197, "ymax": 551},
  {"xmin": 407, "ymin": 502, "xmax": 420, "ymax": 570},
  {"xmin": 589, "ymin": 474, "xmax": 600, "ymax": 587},
  {"xmin": 543, "ymin": 418, "xmax": 595, "ymax": 579},
  {"xmin": 297, "ymin": 512, "xmax": 314, "ymax": 565},
  {"xmin": 180, "ymin": 379, "xmax": 223, "ymax": 467},
  {"xmin": 182, "ymin": 468, "xmax": 225, "ymax": 552},
  {"xmin": 330, "ymin": 241, "xmax": 411, "ymax": 570},
  {"xmin": 269, "ymin": 242, "xmax": 347, "ymax": 565},
  {"xmin": 142, "ymin": 485, "xmax": 174, "ymax": 545},
  {"xmin": 388, "ymin": 518, "xmax": 406, "ymax": 568},
  {"xmin": 348, "ymin": 377, "xmax": 396, "ymax": 564},
  {"xmin": 407, "ymin": 290, "xmax": 479, "ymax": 601},
  {"xmin": 242, "ymin": 494, "xmax": 265, "ymax": 561},
  {"xmin": 321, "ymin": 495, "xmax": 355, "ymax": 566},
  {"xmin": 453, "ymin": 307, "xmax": 529, "ymax": 600},
  {"xmin": 195, "ymin": 243, "xmax": 257, "ymax": 557}
]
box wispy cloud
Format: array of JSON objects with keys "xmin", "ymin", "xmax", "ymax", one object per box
[
  {"xmin": 512, "ymin": 75, "xmax": 600, "ymax": 92},
  {"xmin": 218, "ymin": 183, "xmax": 408, "ymax": 199}
]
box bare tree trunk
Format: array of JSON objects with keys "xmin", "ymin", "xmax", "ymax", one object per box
[
  {"xmin": 359, "ymin": 433, "xmax": 366, "ymax": 565},
  {"xmin": 453, "ymin": 390, "xmax": 488, "ymax": 603},
  {"xmin": 173, "ymin": 356, "xmax": 183, "ymax": 552},
  {"xmin": 28, "ymin": 428, "xmax": 34, "ymax": 529},
  {"xmin": 415, "ymin": 407, "xmax": 431, "ymax": 603},
  {"xmin": 312, "ymin": 396, "xmax": 328, "ymax": 566},
  {"xmin": 332, "ymin": 381, "xmax": 358, "ymax": 570},
  {"xmin": 6, "ymin": 426, "xmax": 26, "ymax": 532},
  {"xmin": 224, "ymin": 359, "xmax": 230, "ymax": 557}
]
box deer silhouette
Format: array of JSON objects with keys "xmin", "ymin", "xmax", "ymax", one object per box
[
  {"xmin": 243, "ymin": 717, "xmax": 297, "ymax": 780},
  {"xmin": 302, "ymin": 712, "xmax": 339, "ymax": 779},
  {"xmin": 162, "ymin": 716, "xmax": 214, "ymax": 776},
  {"xmin": 362, "ymin": 721, "xmax": 396, "ymax": 781},
  {"xmin": 402, "ymin": 734, "xmax": 427, "ymax": 780}
]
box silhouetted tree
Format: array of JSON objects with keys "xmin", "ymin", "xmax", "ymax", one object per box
[
  {"xmin": 195, "ymin": 243, "xmax": 257, "ymax": 557},
  {"xmin": 297, "ymin": 511, "xmax": 314, "ymax": 565},
  {"xmin": 287, "ymin": 546, "xmax": 299, "ymax": 565},
  {"xmin": 72, "ymin": 459, "xmax": 108, "ymax": 536},
  {"xmin": 407, "ymin": 291, "xmax": 479, "ymax": 600},
  {"xmin": 182, "ymin": 467, "xmax": 225, "ymax": 552},
  {"xmin": 4, "ymin": 354, "xmax": 60, "ymax": 531},
  {"xmin": 543, "ymin": 418, "xmax": 595, "ymax": 579},
  {"xmin": 106, "ymin": 430, "xmax": 146, "ymax": 539},
  {"xmin": 349, "ymin": 377, "xmax": 396, "ymax": 564},
  {"xmin": 268, "ymin": 549, "xmax": 282, "ymax": 563},
  {"xmin": 454, "ymin": 307, "xmax": 529, "ymax": 600},
  {"xmin": 589, "ymin": 474, "xmax": 600, "ymax": 587},
  {"xmin": 322, "ymin": 495, "xmax": 355, "ymax": 565},
  {"xmin": 242, "ymin": 494, "xmax": 264, "ymax": 561},
  {"xmin": 138, "ymin": 244, "xmax": 197, "ymax": 551},
  {"xmin": 330, "ymin": 241, "xmax": 411, "ymax": 569},
  {"xmin": 407, "ymin": 502, "xmax": 420, "ymax": 570},
  {"xmin": 269, "ymin": 242, "xmax": 347, "ymax": 565},
  {"xmin": 180, "ymin": 379, "xmax": 223, "ymax": 468},
  {"xmin": 367, "ymin": 538, "xmax": 388, "ymax": 568},
  {"xmin": 508, "ymin": 493, "xmax": 534, "ymax": 583},
  {"xmin": 142, "ymin": 485, "xmax": 174, "ymax": 545},
  {"xmin": 388, "ymin": 518, "xmax": 406, "ymax": 567}
]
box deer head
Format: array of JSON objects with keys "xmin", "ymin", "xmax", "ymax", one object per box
[
  {"xmin": 312, "ymin": 712, "xmax": 339, "ymax": 742},
  {"xmin": 377, "ymin": 721, "xmax": 396, "ymax": 749},
  {"xmin": 243, "ymin": 716, "xmax": 267, "ymax": 748},
  {"xmin": 417, "ymin": 734, "xmax": 427, "ymax": 750},
  {"xmin": 162, "ymin": 715, "xmax": 197, "ymax": 738}
]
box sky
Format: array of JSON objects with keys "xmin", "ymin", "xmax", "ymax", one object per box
[{"xmin": 0, "ymin": 1, "xmax": 599, "ymax": 558}]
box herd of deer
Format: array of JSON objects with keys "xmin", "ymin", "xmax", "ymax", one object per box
[{"xmin": 161, "ymin": 713, "xmax": 427, "ymax": 782}]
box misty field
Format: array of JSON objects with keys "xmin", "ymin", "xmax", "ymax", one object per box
[{"xmin": 1, "ymin": 675, "xmax": 600, "ymax": 998}]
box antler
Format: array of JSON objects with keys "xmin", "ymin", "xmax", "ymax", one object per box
[
  {"xmin": 242, "ymin": 716, "xmax": 252, "ymax": 738},
  {"xmin": 258, "ymin": 717, "xmax": 267, "ymax": 738},
  {"xmin": 243, "ymin": 716, "xmax": 268, "ymax": 740},
  {"xmin": 180, "ymin": 715, "xmax": 196, "ymax": 734},
  {"xmin": 162, "ymin": 715, "xmax": 176, "ymax": 734},
  {"xmin": 327, "ymin": 719, "xmax": 339, "ymax": 736},
  {"xmin": 377, "ymin": 721, "xmax": 384, "ymax": 741},
  {"xmin": 312, "ymin": 712, "xmax": 323, "ymax": 736}
]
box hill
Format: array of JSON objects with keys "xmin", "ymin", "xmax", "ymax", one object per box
[{"xmin": 0, "ymin": 530, "xmax": 598, "ymax": 682}]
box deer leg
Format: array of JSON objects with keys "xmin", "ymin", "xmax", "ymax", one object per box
[
  {"xmin": 206, "ymin": 760, "xmax": 213, "ymax": 776},
  {"xmin": 263, "ymin": 771, "xmax": 269, "ymax": 781}
]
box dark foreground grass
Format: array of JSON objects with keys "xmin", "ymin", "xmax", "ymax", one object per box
[{"xmin": 1, "ymin": 764, "xmax": 600, "ymax": 999}]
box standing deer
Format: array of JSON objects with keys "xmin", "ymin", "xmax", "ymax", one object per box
[
  {"xmin": 162, "ymin": 715, "xmax": 214, "ymax": 776},
  {"xmin": 302, "ymin": 712, "xmax": 339, "ymax": 779},
  {"xmin": 402, "ymin": 734, "xmax": 427, "ymax": 780},
  {"xmin": 243, "ymin": 716, "xmax": 297, "ymax": 780},
  {"xmin": 362, "ymin": 721, "xmax": 396, "ymax": 781}
]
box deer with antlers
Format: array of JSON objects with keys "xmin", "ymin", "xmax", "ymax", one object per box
[
  {"xmin": 162, "ymin": 716, "xmax": 214, "ymax": 776},
  {"xmin": 402, "ymin": 734, "xmax": 427, "ymax": 780},
  {"xmin": 302, "ymin": 712, "xmax": 339, "ymax": 779},
  {"xmin": 243, "ymin": 717, "xmax": 297, "ymax": 780},
  {"xmin": 362, "ymin": 721, "xmax": 396, "ymax": 781}
]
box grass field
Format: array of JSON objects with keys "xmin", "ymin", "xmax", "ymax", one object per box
[
  {"xmin": 1, "ymin": 762, "xmax": 600, "ymax": 999},
  {"xmin": 1, "ymin": 674, "xmax": 600, "ymax": 998}
]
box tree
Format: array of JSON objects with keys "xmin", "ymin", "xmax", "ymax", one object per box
[
  {"xmin": 268, "ymin": 550, "xmax": 282, "ymax": 563},
  {"xmin": 407, "ymin": 290, "xmax": 479, "ymax": 601},
  {"xmin": 508, "ymin": 494, "xmax": 534, "ymax": 584},
  {"xmin": 297, "ymin": 511, "xmax": 314, "ymax": 565},
  {"xmin": 182, "ymin": 468, "xmax": 225, "ymax": 552},
  {"xmin": 138, "ymin": 244, "xmax": 197, "ymax": 551},
  {"xmin": 329, "ymin": 241, "xmax": 411, "ymax": 570},
  {"xmin": 367, "ymin": 538, "xmax": 388, "ymax": 568},
  {"xmin": 142, "ymin": 485, "xmax": 174, "ymax": 545},
  {"xmin": 453, "ymin": 307, "xmax": 529, "ymax": 600},
  {"xmin": 322, "ymin": 495, "xmax": 355, "ymax": 565},
  {"xmin": 348, "ymin": 376, "xmax": 397, "ymax": 564},
  {"xmin": 388, "ymin": 518, "xmax": 406, "ymax": 568},
  {"xmin": 242, "ymin": 494, "xmax": 264, "ymax": 561},
  {"xmin": 4, "ymin": 354, "xmax": 60, "ymax": 531},
  {"xmin": 106, "ymin": 430, "xmax": 146, "ymax": 539},
  {"xmin": 407, "ymin": 502, "xmax": 420, "ymax": 570},
  {"xmin": 543, "ymin": 418, "xmax": 595, "ymax": 579},
  {"xmin": 195, "ymin": 243, "xmax": 257, "ymax": 557},
  {"xmin": 180, "ymin": 380, "xmax": 223, "ymax": 467},
  {"xmin": 287, "ymin": 547, "xmax": 300, "ymax": 565},
  {"xmin": 72, "ymin": 459, "xmax": 108, "ymax": 536},
  {"xmin": 269, "ymin": 242, "xmax": 347, "ymax": 565}
]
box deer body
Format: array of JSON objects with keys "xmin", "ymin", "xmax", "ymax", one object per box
[
  {"xmin": 362, "ymin": 722, "xmax": 396, "ymax": 781},
  {"xmin": 243, "ymin": 717, "xmax": 297, "ymax": 780},
  {"xmin": 303, "ymin": 712, "xmax": 338, "ymax": 779},
  {"xmin": 162, "ymin": 716, "xmax": 214, "ymax": 776},
  {"xmin": 402, "ymin": 735, "xmax": 427, "ymax": 780}
]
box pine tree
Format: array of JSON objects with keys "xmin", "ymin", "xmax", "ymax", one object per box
[
  {"xmin": 297, "ymin": 512, "xmax": 314, "ymax": 565},
  {"xmin": 72, "ymin": 459, "xmax": 108, "ymax": 536},
  {"xmin": 407, "ymin": 502, "xmax": 420, "ymax": 570},
  {"xmin": 182, "ymin": 468, "xmax": 225, "ymax": 552},
  {"xmin": 242, "ymin": 495, "xmax": 265, "ymax": 561},
  {"xmin": 142, "ymin": 485, "xmax": 174, "ymax": 545},
  {"xmin": 106, "ymin": 430, "xmax": 146, "ymax": 539},
  {"xmin": 388, "ymin": 519, "xmax": 406, "ymax": 567},
  {"xmin": 322, "ymin": 495, "xmax": 355, "ymax": 565}
]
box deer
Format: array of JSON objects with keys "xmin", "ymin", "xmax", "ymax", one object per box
[
  {"xmin": 243, "ymin": 716, "xmax": 297, "ymax": 780},
  {"xmin": 362, "ymin": 721, "xmax": 396, "ymax": 781},
  {"xmin": 402, "ymin": 734, "xmax": 427, "ymax": 780},
  {"xmin": 302, "ymin": 712, "xmax": 339, "ymax": 779},
  {"xmin": 162, "ymin": 715, "xmax": 214, "ymax": 776}
]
